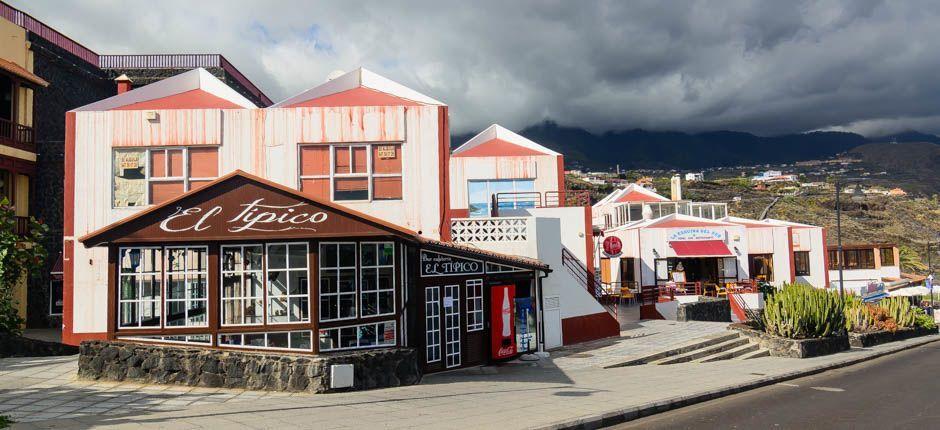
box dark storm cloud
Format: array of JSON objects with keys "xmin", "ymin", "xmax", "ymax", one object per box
[{"xmin": 10, "ymin": 0, "xmax": 940, "ymax": 135}]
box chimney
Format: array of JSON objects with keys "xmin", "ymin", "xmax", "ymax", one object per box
[
  {"xmin": 670, "ymin": 174, "xmax": 682, "ymax": 201},
  {"xmin": 115, "ymin": 74, "xmax": 133, "ymax": 94}
]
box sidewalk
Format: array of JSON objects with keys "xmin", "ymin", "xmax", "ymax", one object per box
[{"xmin": 3, "ymin": 329, "xmax": 938, "ymax": 429}]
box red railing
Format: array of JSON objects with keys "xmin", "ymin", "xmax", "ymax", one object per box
[
  {"xmin": 0, "ymin": 118, "xmax": 34, "ymax": 152},
  {"xmin": 561, "ymin": 247, "xmax": 617, "ymax": 317},
  {"xmin": 0, "ymin": 1, "xmax": 99, "ymax": 66},
  {"xmin": 99, "ymin": 54, "xmax": 273, "ymax": 106},
  {"xmin": 639, "ymin": 280, "xmax": 762, "ymax": 305}
]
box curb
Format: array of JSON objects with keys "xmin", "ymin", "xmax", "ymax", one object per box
[{"xmin": 535, "ymin": 335, "xmax": 940, "ymax": 430}]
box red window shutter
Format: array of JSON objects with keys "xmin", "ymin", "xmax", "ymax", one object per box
[
  {"xmin": 300, "ymin": 178, "xmax": 330, "ymax": 200},
  {"xmin": 167, "ymin": 149, "xmax": 184, "ymax": 177},
  {"xmin": 351, "ymin": 147, "xmax": 368, "ymax": 173},
  {"xmin": 334, "ymin": 146, "xmax": 351, "ymax": 174},
  {"xmin": 150, "ymin": 150, "xmax": 166, "ymax": 178},
  {"xmin": 189, "ymin": 147, "xmax": 219, "ymax": 178},
  {"xmin": 335, "ymin": 177, "xmax": 368, "ymax": 192},
  {"xmin": 372, "ymin": 144, "xmax": 402, "ymax": 174},
  {"xmin": 373, "ymin": 177, "xmax": 402, "ymax": 200},
  {"xmin": 150, "ymin": 181, "xmax": 184, "ymax": 204},
  {"xmin": 300, "ymin": 146, "xmax": 330, "ymax": 176}
]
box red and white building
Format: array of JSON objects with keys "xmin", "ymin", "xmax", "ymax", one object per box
[{"xmin": 63, "ymin": 67, "xmax": 616, "ymax": 370}]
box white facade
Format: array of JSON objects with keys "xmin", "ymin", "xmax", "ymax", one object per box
[{"xmin": 828, "ymin": 245, "xmax": 901, "ymax": 291}]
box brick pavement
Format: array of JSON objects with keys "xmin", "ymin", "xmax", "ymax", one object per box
[{"xmin": 3, "ymin": 325, "xmax": 936, "ymax": 429}]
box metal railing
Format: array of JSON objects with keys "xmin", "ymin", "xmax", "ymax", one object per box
[
  {"xmin": 561, "ymin": 247, "xmax": 617, "ymax": 317},
  {"xmin": 99, "ymin": 54, "xmax": 273, "ymax": 106},
  {"xmin": 492, "ymin": 189, "xmax": 591, "ymax": 217},
  {"xmin": 0, "ymin": 0, "xmax": 99, "ymax": 66},
  {"xmin": 0, "ymin": 118, "xmax": 34, "ymax": 152}
]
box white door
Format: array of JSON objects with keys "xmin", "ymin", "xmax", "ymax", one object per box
[{"xmin": 543, "ymin": 295, "xmax": 563, "ymax": 349}]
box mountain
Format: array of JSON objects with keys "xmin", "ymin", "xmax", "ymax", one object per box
[
  {"xmin": 848, "ymin": 142, "xmax": 940, "ymax": 195},
  {"xmin": 452, "ymin": 122, "xmax": 940, "ymax": 170}
]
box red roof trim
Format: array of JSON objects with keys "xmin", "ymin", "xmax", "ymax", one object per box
[
  {"xmin": 615, "ymin": 190, "xmax": 668, "ymax": 203},
  {"xmin": 452, "ymin": 138, "xmax": 549, "ymax": 157},
  {"xmin": 286, "ymin": 87, "xmax": 424, "ymax": 108},
  {"xmin": 113, "ymin": 89, "xmax": 245, "ymax": 110}
]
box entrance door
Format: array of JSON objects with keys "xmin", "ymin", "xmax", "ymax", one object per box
[
  {"xmin": 464, "ymin": 279, "xmax": 487, "ymax": 366},
  {"xmin": 443, "ymin": 284, "xmax": 461, "ymax": 369},
  {"xmin": 424, "ymin": 284, "xmax": 464, "ymax": 371},
  {"xmin": 620, "ymin": 258, "xmax": 636, "ymax": 287}
]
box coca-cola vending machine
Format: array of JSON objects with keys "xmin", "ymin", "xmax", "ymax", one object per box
[{"xmin": 491, "ymin": 284, "xmax": 517, "ymax": 359}]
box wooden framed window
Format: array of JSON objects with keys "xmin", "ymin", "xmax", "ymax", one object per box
[
  {"xmin": 318, "ymin": 321, "xmax": 396, "ymax": 352},
  {"xmin": 164, "ymin": 246, "xmax": 208, "ymax": 327},
  {"xmin": 266, "ymin": 243, "xmax": 310, "ymax": 324},
  {"xmin": 219, "ymin": 330, "xmax": 313, "ymax": 352},
  {"xmin": 880, "ymin": 248, "xmax": 896, "ymax": 266},
  {"xmin": 359, "ymin": 242, "xmax": 396, "ymax": 317},
  {"xmin": 221, "ymin": 245, "xmax": 264, "ymax": 326},
  {"xmin": 794, "ymin": 251, "xmax": 810, "ymax": 276},
  {"xmin": 319, "ymin": 242, "xmax": 358, "ymax": 322},
  {"xmin": 112, "ymin": 147, "xmax": 220, "ymax": 207},
  {"xmin": 298, "ymin": 143, "xmax": 402, "ymax": 202},
  {"xmin": 466, "ymin": 279, "xmax": 484, "ymax": 332},
  {"xmin": 118, "ymin": 247, "xmax": 163, "ymax": 329}
]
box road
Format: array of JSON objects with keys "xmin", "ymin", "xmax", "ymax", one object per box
[{"xmin": 611, "ymin": 341, "xmax": 940, "ymax": 429}]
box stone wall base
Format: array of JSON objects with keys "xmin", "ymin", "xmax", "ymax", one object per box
[
  {"xmin": 848, "ymin": 326, "xmax": 939, "ymax": 348},
  {"xmin": 730, "ymin": 324, "xmax": 849, "ymax": 358},
  {"xmin": 677, "ymin": 298, "xmax": 731, "ymax": 322},
  {"xmin": 78, "ymin": 341, "xmax": 421, "ymax": 393}
]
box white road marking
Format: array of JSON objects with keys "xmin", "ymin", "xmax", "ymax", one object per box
[
  {"xmin": 810, "ymin": 386, "xmax": 845, "ymax": 392},
  {"xmin": 776, "ymin": 383, "xmax": 799, "ymax": 387}
]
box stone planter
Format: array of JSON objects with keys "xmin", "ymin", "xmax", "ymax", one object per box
[
  {"xmin": 78, "ymin": 341, "xmax": 421, "ymax": 393},
  {"xmin": 848, "ymin": 326, "xmax": 939, "ymax": 348},
  {"xmin": 729, "ymin": 323, "xmax": 849, "ymax": 358},
  {"xmin": 0, "ymin": 333, "xmax": 79, "ymax": 358},
  {"xmin": 677, "ymin": 297, "xmax": 731, "ymax": 323}
]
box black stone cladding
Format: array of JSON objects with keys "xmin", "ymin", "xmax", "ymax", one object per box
[{"xmin": 79, "ymin": 341, "xmax": 422, "ymax": 393}]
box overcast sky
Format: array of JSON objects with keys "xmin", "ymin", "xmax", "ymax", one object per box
[{"xmin": 11, "ymin": 0, "xmax": 940, "ymax": 136}]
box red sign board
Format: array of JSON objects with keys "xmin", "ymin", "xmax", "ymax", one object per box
[
  {"xmin": 490, "ymin": 284, "xmax": 516, "ymax": 360},
  {"xmin": 603, "ymin": 236, "xmax": 623, "ymax": 256}
]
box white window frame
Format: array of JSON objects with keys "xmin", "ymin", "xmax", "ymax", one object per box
[
  {"xmin": 466, "ymin": 279, "xmax": 484, "ymax": 332},
  {"xmin": 318, "ymin": 321, "xmax": 397, "ymax": 352},
  {"xmin": 425, "ymin": 286, "xmax": 441, "ymax": 363},
  {"xmin": 318, "ymin": 242, "xmax": 358, "ymax": 322},
  {"xmin": 118, "ymin": 334, "xmax": 212, "ymax": 346},
  {"xmin": 359, "ymin": 242, "xmax": 396, "ymax": 318},
  {"xmin": 218, "ymin": 330, "xmax": 314, "ymax": 352},
  {"xmin": 467, "ymin": 178, "xmax": 536, "ymax": 217},
  {"xmin": 297, "ymin": 143, "xmax": 403, "ymax": 203},
  {"xmin": 220, "ymin": 244, "xmax": 265, "ymax": 327},
  {"xmin": 444, "ymin": 284, "xmax": 461, "ymax": 368},
  {"xmin": 111, "ymin": 146, "xmax": 220, "ymax": 208},
  {"xmin": 265, "ymin": 242, "xmax": 311, "ymax": 325},
  {"xmin": 163, "ymin": 246, "xmax": 209, "ymax": 328},
  {"xmin": 117, "ymin": 246, "xmax": 163, "ymax": 329}
]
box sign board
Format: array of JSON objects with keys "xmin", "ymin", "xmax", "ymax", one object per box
[
  {"xmin": 603, "ymin": 236, "xmax": 622, "ymax": 257},
  {"xmin": 668, "ymin": 228, "xmax": 723, "ymax": 241},
  {"xmin": 376, "ymin": 145, "xmax": 397, "ymax": 159},
  {"xmin": 420, "ymin": 250, "xmax": 484, "ymax": 277},
  {"xmin": 120, "ymin": 154, "xmax": 140, "ymax": 170}
]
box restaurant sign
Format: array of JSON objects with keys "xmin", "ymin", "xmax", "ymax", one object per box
[
  {"xmin": 420, "ymin": 250, "xmax": 484, "ymax": 277},
  {"xmin": 160, "ymin": 198, "xmax": 329, "ymax": 233},
  {"xmin": 668, "ymin": 228, "xmax": 723, "ymax": 241}
]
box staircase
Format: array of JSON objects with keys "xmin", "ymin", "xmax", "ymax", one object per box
[
  {"xmin": 606, "ymin": 332, "xmax": 769, "ymax": 367},
  {"xmin": 561, "ymin": 247, "xmax": 617, "ymax": 317}
]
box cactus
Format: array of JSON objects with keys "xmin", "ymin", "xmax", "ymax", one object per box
[
  {"xmin": 762, "ymin": 283, "xmax": 846, "ymax": 339},
  {"xmin": 845, "ymin": 295, "xmax": 876, "ymax": 332},
  {"xmin": 882, "ymin": 297, "xmax": 917, "ymax": 328}
]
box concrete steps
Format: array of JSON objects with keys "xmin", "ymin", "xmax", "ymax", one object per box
[{"xmin": 607, "ymin": 331, "xmax": 770, "ymax": 367}]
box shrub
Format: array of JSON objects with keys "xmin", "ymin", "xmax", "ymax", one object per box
[
  {"xmin": 913, "ymin": 308, "xmax": 937, "ymax": 330},
  {"xmin": 882, "ymin": 297, "xmax": 917, "ymax": 329},
  {"xmin": 845, "ymin": 296, "xmax": 876, "ymax": 333},
  {"xmin": 763, "ymin": 283, "xmax": 845, "ymax": 339}
]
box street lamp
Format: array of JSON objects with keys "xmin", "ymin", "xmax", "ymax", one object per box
[{"xmin": 833, "ymin": 177, "xmax": 866, "ymax": 298}]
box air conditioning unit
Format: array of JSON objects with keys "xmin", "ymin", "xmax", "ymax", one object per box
[{"xmin": 330, "ymin": 364, "xmax": 354, "ymax": 389}]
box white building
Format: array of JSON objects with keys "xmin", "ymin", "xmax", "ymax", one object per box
[
  {"xmin": 827, "ymin": 244, "xmax": 901, "ymax": 291},
  {"xmin": 684, "ymin": 172, "xmax": 704, "ymax": 182}
]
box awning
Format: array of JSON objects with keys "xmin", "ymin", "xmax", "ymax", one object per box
[
  {"xmin": 669, "ymin": 240, "xmax": 733, "ymax": 257},
  {"xmin": 0, "ymin": 58, "xmax": 49, "ymax": 88}
]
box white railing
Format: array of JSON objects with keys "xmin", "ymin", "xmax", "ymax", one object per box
[{"xmin": 451, "ymin": 217, "xmax": 529, "ymax": 243}]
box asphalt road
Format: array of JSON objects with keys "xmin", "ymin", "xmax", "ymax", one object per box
[{"xmin": 611, "ymin": 341, "xmax": 940, "ymax": 429}]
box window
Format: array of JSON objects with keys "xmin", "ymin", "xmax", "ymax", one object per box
[
  {"xmin": 467, "ymin": 179, "xmax": 535, "ymax": 217},
  {"xmin": 119, "ymin": 334, "xmax": 211, "ymax": 346},
  {"xmin": 219, "ymin": 330, "xmax": 313, "ymax": 351},
  {"xmin": 360, "ymin": 243, "xmax": 396, "ymax": 317},
  {"xmin": 112, "ymin": 147, "xmax": 219, "ymax": 207},
  {"xmin": 748, "ymin": 254, "xmax": 774, "ymax": 282},
  {"xmin": 793, "ymin": 251, "xmax": 810, "ymax": 276},
  {"xmin": 425, "ymin": 287, "xmax": 441, "ymax": 363},
  {"xmin": 299, "ymin": 143, "xmax": 402, "ymax": 202},
  {"xmin": 828, "ymin": 250, "xmax": 839, "ymax": 270},
  {"xmin": 165, "ymin": 247, "xmax": 208, "ymax": 327},
  {"xmin": 444, "ymin": 284, "xmax": 461, "ymax": 368},
  {"xmin": 266, "ymin": 243, "xmax": 310, "ymax": 324},
  {"xmin": 880, "ymin": 248, "xmax": 896, "ymax": 266},
  {"xmin": 318, "ymin": 321, "xmax": 396, "ymax": 352},
  {"xmin": 118, "ymin": 248, "xmax": 162, "ymax": 328},
  {"xmin": 319, "ymin": 243, "xmax": 357, "ymax": 321},
  {"xmin": 840, "ymin": 249, "xmax": 876, "ymax": 270},
  {"xmin": 466, "ymin": 279, "xmax": 484, "ymax": 331},
  {"xmin": 49, "ymin": 275, "xmax": 63, "ymax": 316},
  {"xmin": 221, "ymin": 245, "xmax": 264, "ymax": 326}
]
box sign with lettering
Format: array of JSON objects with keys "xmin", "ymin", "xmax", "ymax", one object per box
[
  {"xmin": 668, "ymin": 228, "xmax": 724, "ymax": 241},
  {"xmin": 377, "ymin": 145, "xmax": 397, "ymax": 159},
  {"xmin": 420, "ymin": 250, "xmax": 484, "ymax": 277},
  {"xmin": 81, "ymin": 174, "xmax": 406, "ymax": 244}
]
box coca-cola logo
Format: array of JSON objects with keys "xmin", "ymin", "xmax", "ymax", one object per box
[{"xmin": 159, "ymin": 198, "xmax": 329, "ymax": 233}]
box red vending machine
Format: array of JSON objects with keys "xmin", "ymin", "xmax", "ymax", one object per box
[{"xmin": 490, "ymin": 284, "xmax": 517, "ymax": 359}]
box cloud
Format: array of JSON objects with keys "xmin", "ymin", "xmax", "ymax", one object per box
[{"xmin": 10, "ymin": 0, "xmax": 940, "ymax": 135}]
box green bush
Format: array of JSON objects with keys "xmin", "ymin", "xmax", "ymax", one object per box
[
  {"xmin": 913, "ymin": 308, "xmax": 937, "ymax": 330},
  {"xmin": 763, "ymin": 283, "xmax": 846, "ymax": 339}
]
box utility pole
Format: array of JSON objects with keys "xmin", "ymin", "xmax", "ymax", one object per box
[{"xmin": 836, "ymin": 180, "xmax": 844, "ymax": 298}]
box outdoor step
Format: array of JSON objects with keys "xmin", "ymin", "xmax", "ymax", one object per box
[
  {"xmin": 607, "ymin": 332, "xmax": 741, "ymax": 368},
  {"xmin": 697, "ymin": 342, "xmax": 759, "ymax": 363},
  {"xmin": 650, "ymin": 337, "xmax": 751, "ymax": 365},
  {"xmin": 737, "ymin": 349, "xmax": 771, "ymax": 360}
]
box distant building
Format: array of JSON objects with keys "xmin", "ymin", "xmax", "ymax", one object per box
[
  {"xmin": 684, "ymin": 172, "xmax": 704, "ymax": 182},
  {"xmin": 752, "ymin": 170, "xmax": 798, "ymax": 183},
  {"xmin": 887, "ymin": 188, "xmax": 907, "ymax": 197}
]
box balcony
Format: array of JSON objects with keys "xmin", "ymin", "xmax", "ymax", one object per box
[
  {"xmin": 0, "ymin": 118, "xmax": 34, "ymax": 153},
  {"xmin": 490, "ymin": 190, "xmax": 590, "ymax": 217}
]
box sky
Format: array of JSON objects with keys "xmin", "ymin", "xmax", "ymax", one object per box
[{"xmin": 10, "ymin": 0, "xmax": 940, "ymax": 136}]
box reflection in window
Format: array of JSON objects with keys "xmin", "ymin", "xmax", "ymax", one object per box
[
  {"xmin": 221, "ymin": 245, "xmax": 264, "ymax": 326},
  {"xmin": 318, "ymin": 321, "xmax": 396, "ymax": 352},
  {"xmin": 319, "ymin": 243, "xmax": 357, "ymax": 321},
  {"xmin": 165, "ymin": 247, "xmax": 208, "ymax": 327},
  {"xmin": 360, "ymin": 243, "xmax": 395, "ymax": 317},
  {"xmin": 118, "ymin": 248, "xmax": 162, "ymax": 328},
  {"xmin": 467, "ymin": 179, "xmax": 535, "ymax": 217},
  {"xmin": 266, "ymin": 243, "xmax": 309, "ymax": 324}
]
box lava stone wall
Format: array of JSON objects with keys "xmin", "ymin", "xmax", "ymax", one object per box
[
  {"xmin": 27, "ymin": 35, "xmax": 114, "ymax": 328},
  {"xmin": 677, "ymin": 297, "xmax": 731, "ymax": 322},
  {"xmin": 78, "ymin": 341, "xmax": 422, "ymax": 393}
]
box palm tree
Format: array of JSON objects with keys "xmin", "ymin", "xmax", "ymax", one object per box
[{"xmin": 899, "ymin": 245, "xmax": 927, "ymax": 273}]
